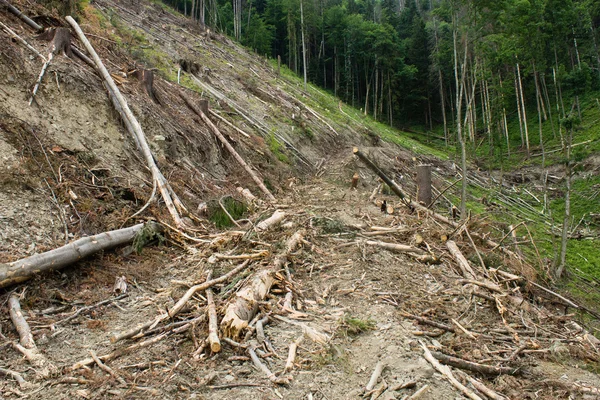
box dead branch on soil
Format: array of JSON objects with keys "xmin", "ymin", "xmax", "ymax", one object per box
[
  {"xmin": 112, "ymin": 260, "xmax": 250, "ymax": 342},
  {"xmin": 420, "ymin": 342, "xmax": 483, "ymax": 400},
  {"xmin": 248, "ymin": 347, "xmax": 290, "ymax": 385},
  {"xmin": 0, "ymin": 223, "xmax": 145, "ymax": 288},
  {"xmin": 430, "ymin": 351, "xmax": 520, "ymax": 376},
  {"xmin": 9, "ymin": 294, "xmax": 57, "ymax": 379},
  {"xmin": 0, "ymin": 21, "xmax": 45, "ymax": 60}
]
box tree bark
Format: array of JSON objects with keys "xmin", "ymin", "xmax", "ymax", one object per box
[
  {"xmin": 0, "ymin": 223, "xmax": 144, "ymax": 288},
  {"xmin": 416, "ymin": 164, "xmax": 432, "ymax": 205}
]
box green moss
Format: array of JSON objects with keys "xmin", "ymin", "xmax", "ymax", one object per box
[
  {"xmin": 267, "ymin": 133, "xmax": 289, "ymax": 163},
  {"xmin": 208, "ymin": 197, "xmax": 247, "ymax": 228}
]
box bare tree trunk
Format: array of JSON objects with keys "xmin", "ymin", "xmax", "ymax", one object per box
[
  {"xmin": 556, "ymin": 127, "xmax": 572, "ymax": 279},
  {"xmin": 533, "ymin": 61, "xmax": 545, "ymax": 167},
  {"xmin": 453, "ymin": 15, "xmax": 468, "ymax": 217},
  {"xmin": 514, "ymin": 67, "xmax": 525, "ymax": 149},
  {"xmin": 516, "ymin": 62, "xmax": 529, "ymax": 156},
  {"xmin": 439, "ymin": 70, "xmax": 448, "ymax": 145},
  {"xmin": 300, "ymin": 0, "xmax": 307, "ymax": 91}
]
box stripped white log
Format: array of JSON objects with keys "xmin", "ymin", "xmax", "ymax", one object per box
[{"xmin": 66, "ymin": 16, "xmax": 183, "ymax": 227}]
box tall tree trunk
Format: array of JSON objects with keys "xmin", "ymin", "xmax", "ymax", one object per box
[
  {"xmin": 514, "ymin": 68, "xmax": 525, "ymax": 149},
  {"xmin": 541, "ymin": 74, "xmax": 556, "ymax": 139},
  {"xmin": 300, "ymin": 0, "xmax": 307, "ymax": 91},
  {"xmin": 556, "ymin": 126, "xmax": 572, "ymax": 279},
  {"xmin": 533, "ymin": 61, "xmax": 545, "ymax": 167},
  {"xmin": 453, "ymin": 15, "xmax": 468, "ymax": 218},
  {"xmin": 516, "ymin": 62, "xmax": 530, "ymax": 156},
  {"xmin": 388, "ymin": 71, "xmax": 393, "ymax": 126},
  {"xmin": 439, "ymin": 69, "xmax": 448, "ymax": 145},
  {"xmin": 552, "ymin": 66, "xmax": 565, "ymax": 147},
  {"xmin": 374, "ymin": 63, "xmax": 378, "ymax": 120}
]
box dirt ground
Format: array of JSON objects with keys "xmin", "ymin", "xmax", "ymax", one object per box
[{"xmin": 1, "ymin": 0, "xmax": 600, "ymax": 399}]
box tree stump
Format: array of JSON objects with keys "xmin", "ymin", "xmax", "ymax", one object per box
[{"xmin": 416, "ymin": 164, "xmax": 432, "ymax": 205}]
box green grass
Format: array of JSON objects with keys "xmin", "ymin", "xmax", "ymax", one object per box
[{"xmin": 341, "ymin": 315, "xmax": 376, "ymax": 336}]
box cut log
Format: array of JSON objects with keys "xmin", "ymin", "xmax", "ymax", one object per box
[
  {"xmin": 0, "ymin": 223, "xmax": 144, "ymax": 288},
  {"xmin": 66, "ymin": 16, "xmax": 183, "ymax": 227},
  {"xmin": 180, "ymin": 93, "xmax": 276, "ymax": 202},
  {"xmin": 446, "ymin": 241, "xmax": 477, "ymax": 279},
  {"xmin": 221, "ymin": 231, "xmax": 304, "ymax": 339},
  {"xmin": 205, "ymin": 271, "xmax": 221, "ymax": 353},
  {"xmin": 0, "ymin": 0, "xmax": 43, "ymax": 31},
  {"xmin": 256, "ymin": 210, "xmax": 286, "ymax": 232},
  {"xmin": 353, "ymin": 147, "xmax": 410, "ymax": 204}
]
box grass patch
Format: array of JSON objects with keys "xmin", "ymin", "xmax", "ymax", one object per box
[{"xmin": 341, "ymin": 315, "xmax": 376, "ymax": 336}]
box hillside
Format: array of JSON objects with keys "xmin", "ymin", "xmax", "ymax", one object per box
[{"xmin": 1, "ymin": 0, "xmax": 600, "ymax": 399}]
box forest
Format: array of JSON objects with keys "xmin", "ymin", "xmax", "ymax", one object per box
[{"xmin": 162, "ymin": 0, "xmax": 600, "ymax": 134}]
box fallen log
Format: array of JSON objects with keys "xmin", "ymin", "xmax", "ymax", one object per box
[
  {"xmin": 353, "ymin": 147, "xmax": 410, "ymax": 204},
  {"xmin": 205, "ymin": 271, "xmax": 221, "ymax": 353},
  {"xmin": 0, "ymin": 223, "xmax": 144, "ymax": 288},
  {"xmin": 420, "ymin": 342, "xmax": 483, "ymax": 400},
  {"xmin": 221, "ymin": 231, "xmax": 304, "ymax": 339},
  {"xmin": 256, "ymin": 210, "xmax": 286, "ymax": 232},
  {"xmin": 9, "ymin": 294, "xmax": 57, "ymax": 378},
  {"xmin": 66, "ymin": 16, "xmax": 184, "ymax": 227},
  {"xmin": 0, "ymin": 21, "xmax": 46, "ymax": 60},
  {"xmin": 446, "ymin": 240, "xmax": 477, "ymax": 279},
  {"xmin": 431, "ymin": 351, "xmax": 520, "ymax": 375},
  {"xmin": 180, "ymin": 93, "xmax": 276, "ymax": 202},
  {"xmin": 0, "ymin": 0, "xmax": 43, "ymax": 31}
]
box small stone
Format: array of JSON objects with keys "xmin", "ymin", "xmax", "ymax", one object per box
[{"xmin": 224, "ymin": 374, "xmax": 235, "ymax": 382}]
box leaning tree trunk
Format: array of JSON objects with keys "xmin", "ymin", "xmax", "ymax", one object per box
[
  {"xmin": 0, "ymin": 224, "xmax": 144, "ymax": 288},
  {"xmin": 66, "ymin": 16, "xmax": 184, "ymax": 227}
]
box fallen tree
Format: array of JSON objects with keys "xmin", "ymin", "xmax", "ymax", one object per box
[
  {"xmin": 0, "ymin": 223, "xmax": 145, "ymax": 288},
  {"xmin": 66, "ymin": 16, "xmax": 185, "ymax": 227}
]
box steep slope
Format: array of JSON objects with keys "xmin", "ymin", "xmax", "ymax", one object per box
[{"xmin": 1, "ymin": 1, "xmax": 600, "ymax": 399}]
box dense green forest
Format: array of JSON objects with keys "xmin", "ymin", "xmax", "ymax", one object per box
[{"xmin": 162, "ymin": 0, "xmax": 600, "ymax": 133}]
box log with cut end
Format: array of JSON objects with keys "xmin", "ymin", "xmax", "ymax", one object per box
[
  {"xmin": 446, "ymin": 240, "xmax": 477, "ymax": 279},
  {"xmin": 205, "ymin": 271, "xmax": 221, "ymax": 353},
  {"xmin": 0, "ymin": 223, "xmax": 144, "ymax": 288},
  {"xmin": 221, "ymin": 231, "xmax": 304, "ymax": 339},
  {"xmin": 256, "ymin": 210, "xmax": 286, "ymax": 232}
]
